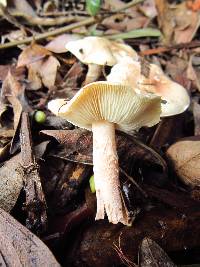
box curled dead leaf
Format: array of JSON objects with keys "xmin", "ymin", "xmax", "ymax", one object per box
[
  {"xmin": 155, "ymin": 0, "xmax": 200, "ymax": 44},
  {"xmin": 17, "ymin": 43, "xmax": 51, "ymax": 67},
  {"xmin": 166, "ymin": 136, "xmax": 200, "ymax": 188},
  {"xmin": 0, "ymin": 208, "xmax": 60, "ymax": 266},
  {"xmin": 0, "ymin": 154, "xmax": 23, "ymax": 212},
  {"xmin": 17, "ymin": 43, "xmax": 60, "ymax": 90}
]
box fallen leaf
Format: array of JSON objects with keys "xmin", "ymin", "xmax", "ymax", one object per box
[
  {"xmin": 186, "ymin": 55, "xmax": 200, "ymax": 91},
  {"xmin": 17, "ymin": 43, "xmax": 51, "ymax": 67},
  {"xmin": 166, "ymin": 136, "xmax": 200, "ymax": 188},
  {"xmin": 0, "ymin": 208, "xmax": 60, "ymax": 266},
  {"xmin": 0, "ymin": 154, "xmax": 23, "ymax": 212},
  {"xmin": 45, "ymin": 34, "xmax": 81, "ymax": 53},
  {"xmin": 155, "ymin": 0, "xmax": 200, "ymax": 44},
  {"xmin": 18, "ymin": 43, "xmax": 60, "ymax": 90},
  {"xmin": 139, "ymin": 0, "xmax": 157, "ymax": 18},
  {"xmin": 41, "ymin": 129, "xmax": 167, "ymax": 172},
  {"xmin": 2, "ymin": 71, "xmax": 24, "ymax": 129},
  {"xmin": 38, "ymin": 55, "xmax": 60, "ymax": 89},
  {"xmin": 103, "ymin": 14, "xmax": 149, "ymax": 32},
  {"xmin": 0, "ymin": 65, "xmax": 25, "ymax": 81},
  {"xmin": 139, "ymin": 238, "xmax": 176, "ymax": 267},
  {"xmin": 193, "ymin": 101, "xmax": 200, "ymax": 136}
]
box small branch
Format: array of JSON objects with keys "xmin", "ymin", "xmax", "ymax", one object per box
[
  {"xmin": 20, "ymin": 112, "xmax": 47, "ymax": 235},
  {"xmin": 0, "ymin": 17, "xmax": 95, "ymax": 50},
  {"xmin": 139, "ymin": 40, "xmax": 200, "ymax": 56},
  {"xmin": 0, "ymin": 9, "xmax": 85, "ymax": 26}
]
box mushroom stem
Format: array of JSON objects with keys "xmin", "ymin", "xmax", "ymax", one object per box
[
  {"xmin": 92, "ymin": 121, "xmax": 130, "ymax": 225},
  {"xmin": 85, "ymin": 64, "xmax": 102, "ymax": 85}
]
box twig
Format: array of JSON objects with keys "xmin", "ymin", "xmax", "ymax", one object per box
[
  {"xmin": 0, "ymin": 0, "xmax": 144, "ymax": 50},
  {"xmin": 20, "ymin": 112, "xmax": 47, "ymax": 235},
  {"xmin": 0, "ymin": 17, "xmax": 95, "ymax": 50},
  {"xmin": 139, "ymin": 40, "xmax": 200, "ymax": 56},
  {"xmin": 0, "ymin": 9, "xmax": 86, "ymax": 26}
]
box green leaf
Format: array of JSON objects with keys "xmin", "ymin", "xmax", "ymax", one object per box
[
  {"xmin": 86, "ymin": 0, "xmax": 101, "ymax": 17},
  {"xmin": 89, "ymin": 175, "xmax": 95, "ymax": 193},
  {"xmin": 106, "ymin": 28, "xmax": 162, "ymax": 40}
]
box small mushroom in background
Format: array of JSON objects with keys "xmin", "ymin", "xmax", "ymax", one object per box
[
  {"xmin": 107, "ymin": 57, "xmax": 190, "ymax": 117},
  {"xmin": 65, "ymin": 36, "xmax": 138, "ymax": 85},
  {"xmin": 48, "ymin": 81, "xmax": 161, "ymax": 225}
]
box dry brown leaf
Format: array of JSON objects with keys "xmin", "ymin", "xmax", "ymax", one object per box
[
  {"xmin": 193, "ymin": 101, "xmax": 200, "ymax": 136},
  {"xmin": 186, "ymin": 55, "xmax": 200, "ymax": 91},
  {"xmin": 27, "ymin": 62, "xmax": 42, "ymax": 90},
  {"xmin": 2, "ymin": 71, "xmax": 24, "ymax": 129},
  {"xmin": 139, "ymin": 0, "xmax": 157, "ymax": 18},
  {"xmin": 17, "ymin": 43, "xmax": 60, "ymax": 90},
  {"xmin": 45, "ymin": 34, "xmax": 81, "ymax": 53},
  {"xmin": 27, "ymin": 55, "xmax": 60, "ymax": 90},
  {"xmin": 0, "ymin": 154, "xmax": 23, "ymax": 212},
  {"xmin": 0, "ymin": 208, "xmax": 60, "ymax": 266},
  {"xmin": 155, "ymin": 0, "xmax": 200, "ymax": 44},
  {"xmin": 39, "ymin": 55, "xmax": 60, "ymax": 89},
  {"xmin": 103, "ymin": 14, "xmax": 149, "ymax": 31},
  {"xmin": 17, "ymin": 43, "xmax": 51, "ymax": 67},
  {"xmin": 166, "ymin": 136, "xmax": 200, "ymax": 188},
  {"xmin": 0, "ymin": 65, "xmax": 25, "ymax": 81}
]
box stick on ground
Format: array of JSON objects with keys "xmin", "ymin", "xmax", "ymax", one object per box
[{"xmin": 20, "ymin": 112, "xmax": 47, "ymax": 235}]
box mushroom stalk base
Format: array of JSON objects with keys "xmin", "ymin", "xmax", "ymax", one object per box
[{"xmin": 92, "ymin": 121, "xmax": 130, "ymax": 225}]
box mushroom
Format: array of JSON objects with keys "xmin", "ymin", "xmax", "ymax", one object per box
[
  {"xmin": 48, "ymin": 81, "xmax": 161, "ymax": 225},
  {"xmin": 107, "ymin": 57, "xmax": 190, "ymax": 116},
  {"xmin": 65, "ymin": 36, "xmax": 138, "ymax": 85}
]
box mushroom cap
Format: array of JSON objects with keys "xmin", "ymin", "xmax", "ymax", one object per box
[
  {"xmin": 107, "ymin": 58, "xmax": 190, "ymax": 117},
  {"xmin": 48, "ymin": 81, "xmax": 161, "ymax": 133},
  {"xmin": 65, "ymin": 36, "xmax": 138, "ymax": 66}
]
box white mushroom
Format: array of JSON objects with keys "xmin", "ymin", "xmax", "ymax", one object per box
[
  {"xmin": 107, "ymin": 57, "xmax": 190, "ymax": 117},
  {"xmin": 65, "ymin": 36, "xmax": 138, "ymax": 85},
  {"xmin": 48, "ymin": 81, "xmax": 161, "ymax": 225}
]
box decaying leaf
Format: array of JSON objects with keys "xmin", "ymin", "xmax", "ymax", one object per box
[
  {"xmin": 193, "ymin": 101, "xmax": 200, "ymax": 136},
  {"xmin": 0, "ymin": 154, "xmax": 23, "ymax": 211},
  {"xmin": 139, "ymin": 238, "xmax": 176, "ymax": 267},
  {"xmin": 166, "ymin": 136, "xmax": 200, "ymax": 188},
  {"xmin": 2, "ymin": 71, "xmax": 24, "ymax": 130},
  {"xmin": 17, "ymin": 43, "xmax": 60, "ymax": 90},
  {"xmin": 155, "ymin": 0, "xmax": 200, "ymax": 44},
  {"xmin": 0, "ymin": 208, "xmax": 60, "ymax": 266},
  {"xmin": 186, "ymin": 55, "xmax": 200, "ymax": 91},
  {"xmin": 41, "ymin": 129, "xmax": 167, "ymax": 171},
  {"xmin": 17, "ymin": 43, "xmax": 51, "ymax": 67}
]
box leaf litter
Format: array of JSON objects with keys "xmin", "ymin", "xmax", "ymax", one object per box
[{"xmin": 0, "ymin": 0, "xmax": 200, "ymax": 266}]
